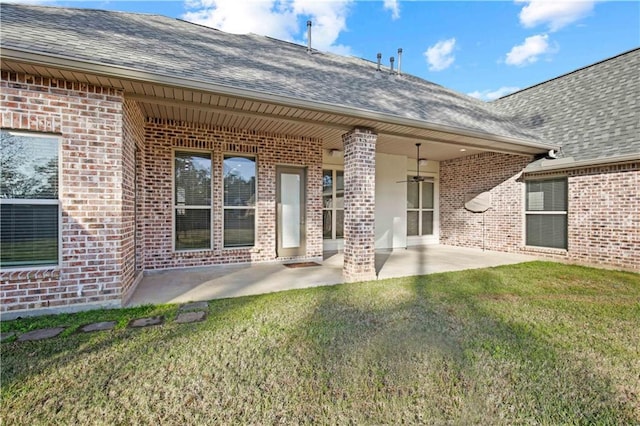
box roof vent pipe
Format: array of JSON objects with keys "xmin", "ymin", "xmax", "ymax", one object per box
[
  {"xmin": 306, "ymin": 20, "xmax": 312, "ymax": 54},
  {"xmin": 390, "ymin": 56, "xmax": 395, "ymax": 74},
  {"xmin": 397, "ymin": 48, "xmax": 403, "ymax": 76},
  {"xmin": 376, "ymin": 53, "xmax": 382, "ymax": 71}
]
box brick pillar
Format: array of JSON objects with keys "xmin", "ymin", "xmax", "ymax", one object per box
[{"xmin": 342, "ymin": 128, "xmax": 377, "ymax": 282}]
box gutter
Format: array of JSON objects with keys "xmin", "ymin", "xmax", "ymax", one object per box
[
  {"xmin": 1, "ymin": 47, "xmax": 559, "ymax": 152},
  {"xmin": 524, "ymin": 153, "xmax": 640, "ymax": 173}
]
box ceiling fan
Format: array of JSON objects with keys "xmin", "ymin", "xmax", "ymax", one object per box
[{"xmin": 398, "ymin": 143, "xmax": 429, "ymax": 183}]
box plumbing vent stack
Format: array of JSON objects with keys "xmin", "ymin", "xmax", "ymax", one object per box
[
  {"xmin": 306, "ymin": 20, "xmax": 312, "ymax": 54},
  {"xmin": 390, "ymin": 56, "xmax": 395, "ymax": 74},
  {"xmin": 397, "ymin": 48, "xmax": 403, "ymax": 76},
  {"xmin": 376, "ymin": 53, "xmax": 382, "ymax": 71}
]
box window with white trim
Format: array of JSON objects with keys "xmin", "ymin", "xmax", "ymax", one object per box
[
  {"xmin": 223, "ymin": 155, "xmax": 256, "ymax": 247},
  {"xmin": 525, "ymin": 178, "xmax": 567, "ymax": 249},
  {"xmin": 407, "ymin": 179, "xmax": 434, "ymax": 236},
  {"xmin": 174, "ymin": 151, "xmax": 212, "ymax": 251},
  {"xmin": 1, "ymin": 130, "xmax": 60, "ymax": 268},
  {"xmin": 322, "ymin": 169, "xmax": 344, "ymax": 239}
]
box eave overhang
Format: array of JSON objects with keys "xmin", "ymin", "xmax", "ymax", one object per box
[{"xmin": 1, "ymin": 46, "xmax": 560, "ymax": 160}]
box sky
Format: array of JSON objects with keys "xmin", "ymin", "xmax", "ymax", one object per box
[{"xmin": 11, "ymin": 0, "xmax": 640, "ymax": 101}]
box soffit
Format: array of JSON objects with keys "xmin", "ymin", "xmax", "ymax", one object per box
[{"xmin": 3, "ymin": 60, "xmax": 543, "ymax": 161}]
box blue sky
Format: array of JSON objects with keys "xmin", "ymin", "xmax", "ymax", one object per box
[{"xmin": 21, "ymin": 0, "xmax": 640, "ymax": 100}]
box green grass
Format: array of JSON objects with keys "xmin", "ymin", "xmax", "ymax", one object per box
[{"xmin": 1, "ymin": 261, "xmax": 639, "ymax": 424}]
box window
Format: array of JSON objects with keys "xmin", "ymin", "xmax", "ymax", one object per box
[
  {"xmin": 322, "ymin": 169, "xmax": 344, "ymax": 239},
  {"xmin": 174, "ymin": 151, "xmax": 212, "ymax": 250},
  {"xmin": 223, "ymin": 155, "xmax": 256, "ymax": 247},
  {"xmin": 1, "ymin": 130, "xmax": 59, "ymax": 268},
  {"xmin": 407, "ymin": 180, "xmax": 434, "ymax": 236},
  {"xmin": 525, "ymin": 178, "xmax": 567, "ymax": 249}
]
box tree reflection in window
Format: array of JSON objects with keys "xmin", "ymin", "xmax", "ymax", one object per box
[
  {"xmin": 1, "ymin": 131, "xmax": 59, "ymax": 267},
  {"xmin": 223, "ymin": 156, "xmax": 256, "ymax": 247}
]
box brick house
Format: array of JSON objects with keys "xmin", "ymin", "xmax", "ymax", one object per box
[{"xmin": 1, "ymin": 4, "xmax": 638, "ymax": 317}]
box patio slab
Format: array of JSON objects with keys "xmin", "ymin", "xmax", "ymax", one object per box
[{"xmin": 128, "ymin": 245, "xmax": 538, "ymax": 307}]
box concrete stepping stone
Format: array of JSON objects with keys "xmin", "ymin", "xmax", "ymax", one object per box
[
  {"xmin": 175, "ymin": 311, "xmax": 206, "ymax": 324},
  {"xmin": 179, "ymin": 301, "xmax": 208, "ymax": 312},
  {"xmin": 1, "ymin": 332, "xmax": 16, "ymax": 342},
  {"xmin": 80, "ymin": 321, "xmax": 117, "ymax": 333},
  {"xmin": 128, "ymin": 316, "xmax": 163, "ymax": 328},
  {"xmin": 17, "ymin": 327, "xmax": 65, "ymax": 342}
]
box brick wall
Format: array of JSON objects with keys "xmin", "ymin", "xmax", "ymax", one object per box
[
  {"xmin": 142, "ymin": 118, "xmax": 323, "ymax": 270},
  {"xmin": 441, "ymin": 152, "xmax": 639, "ymax": 271},
  {"xmin": 538, "ymin": 163, "xmax": 639, "ymax": 270},
  {"xmin": 0, "ymin": 72, "xmax": 126, "ymax": 315},
  {"xmin": 342, "ymin": 128, "xmax": 377, "ymax": 283},
  {"xmin": 440, "ymin": 152, "xmax": 532, "ymax": 251},
  {"xmin": 121, "ymin": 98, "xmax": 145, "ymax": 302}
]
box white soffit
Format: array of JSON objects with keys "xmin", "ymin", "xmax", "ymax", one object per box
[{"xmin": 2, "ymin": 58, "xmax": 551, "ymax": 161}]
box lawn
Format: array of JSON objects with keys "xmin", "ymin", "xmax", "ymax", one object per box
[{"xmin": 1, "ymin": 262, "xmax": 639, "ymax": 424}]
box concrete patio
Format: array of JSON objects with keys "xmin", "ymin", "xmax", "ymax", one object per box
[{"xmin": 127, "ymin": 245, "xmax": 539, "ymax": 306}]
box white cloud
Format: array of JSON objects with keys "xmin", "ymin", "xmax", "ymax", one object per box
[
  {"xmin": 183, "ymin": 0, "xmax": 353, "ymax": 55},
  {"xmin": 383, "ymin": 0, "xmax": 400, "ymax": 20},
  {"xmin": 517, "ymin": 0, "xmax": 595, "ymax": 32},
  {"xmin": 505, "ymin": 34, "xmax": 550, "ymax": 66},
  {"xmin": 468, "ymin": 86, "xmax": 521, "ymax": 101},
  {"xmin": 424, "ymin": 38, "xmax": 456, "ymax": 72}
]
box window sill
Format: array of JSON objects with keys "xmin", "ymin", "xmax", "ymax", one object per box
[
  {"xmin": 523, "ymin": 246, "xmax": 568, "ymax": 256},
  {"xmin": 0, "ymin": 266, "xmax": 60, "ymax": 281},
  {"xmin": 173, "ymin": 248, "xmax": 214, "ymax": 254},
  {"xmin": 223, "ymin": 246, "xmax": 257, "ymax": 252}
]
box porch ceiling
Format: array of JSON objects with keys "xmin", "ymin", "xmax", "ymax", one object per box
[{"xmin": 3, "ymin": 58, "xmax": 549, "ymax": 161}]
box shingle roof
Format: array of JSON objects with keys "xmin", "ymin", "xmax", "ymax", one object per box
[
  {"xmin": 1, "ymin": 3, "xmax": 543, "ymax": 144},
  {"xmin": 493, "ymin": 48, "xmax": 640, "ymax": 162}
]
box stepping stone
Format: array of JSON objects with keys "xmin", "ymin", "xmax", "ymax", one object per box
[
  {"xmin": 175, "ymin": 311, "xmax": 206, "ymax": 324},
  {"xmin": 179, "ymin": 301, "xmax": 208, "ymax": 312},
  {"xmin": 128, "ymin": 316, "xmax": 163, "ymax": 328},
  {"xmin": 1, "ymin": 332, "xmax": 16, "ymax": 342},
  {"xmin": 80, "ymin": 321, "xmax": 117, "ymax": 333},
  {"xmin": 17, "ymin": 327, "xmax": 65, "ymax": 342}
]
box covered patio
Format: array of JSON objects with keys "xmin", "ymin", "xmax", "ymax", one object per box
[{"xmin": 127, "ymin": 245, "xmax": 538, "ymax": 306}]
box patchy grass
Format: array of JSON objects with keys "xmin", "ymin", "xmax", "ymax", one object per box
[{"xmin": 1, "ymin": 261, "xmax": 638, "ymax": 424}]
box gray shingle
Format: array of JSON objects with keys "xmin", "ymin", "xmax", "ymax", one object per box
[
  {"xmin": 1, "ymin": 3, "xmax": 543, "ymax": 143},
  {"xmin": 493, "ymin": 49, "xmax": 640, "ymax": 162}
]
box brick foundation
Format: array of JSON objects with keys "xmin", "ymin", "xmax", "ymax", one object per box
[{"xmin": 342, "ymin": 128, "xmax": 377, "ymax": 282}]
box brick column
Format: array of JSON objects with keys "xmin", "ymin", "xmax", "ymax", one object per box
[{"xmin": 342, "ymin": 128, "xmax": 377, "ymax": 282}]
